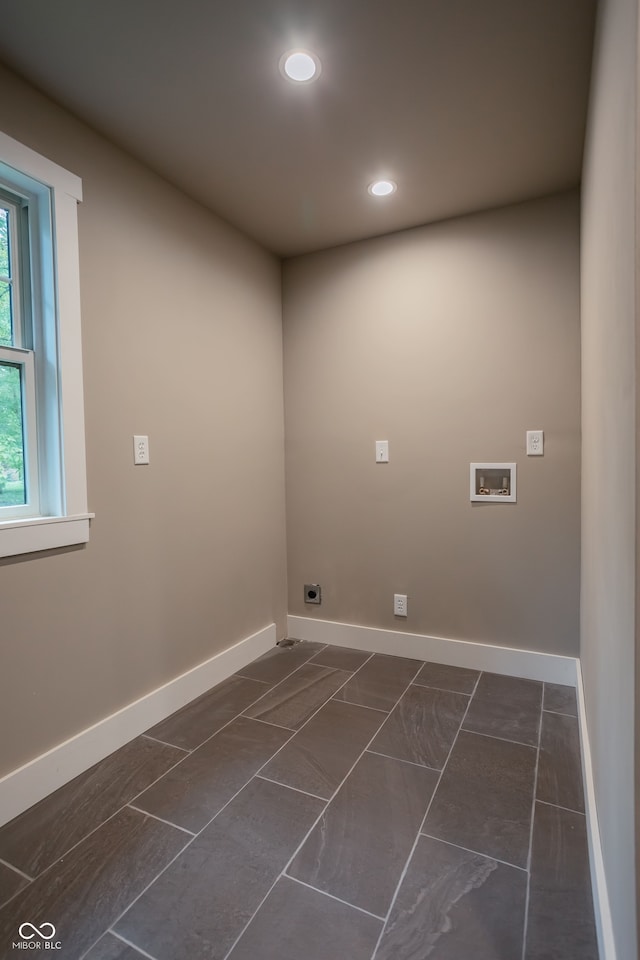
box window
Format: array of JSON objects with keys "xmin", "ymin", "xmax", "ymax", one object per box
[{"xmin": 0, "ymin": 132, "xmax": 92, "ymax": 557}]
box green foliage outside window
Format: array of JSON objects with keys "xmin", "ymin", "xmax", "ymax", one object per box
[
  {"xmin": 0, "ymin": 208, "xmax": 25, "ymax": 505},
  {"xmin": 0, "ymin": 208, "xmax": 11, "ymax": 345},
  {"xmin": 0, "ymin": 365, "xmax": 24, "ymax": 502}
]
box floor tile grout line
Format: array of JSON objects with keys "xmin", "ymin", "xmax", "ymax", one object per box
[
  {"xmin": 0, "ymin": 856, "xmax": 33, "ymax": 882},
  {"xmin": 232, "ymin": 673, "xmax": 272, "ymax": 684},
  {"xmin": 282, "ymin": 872, "xmax": 386, "ymax": 921},
  {"xmin": 140, "ymin": 733, "xmax": 192, "ymax": 753},
  {"xmin": 411, "ymin": 680, "xmax": 474, "ymax": 697},
  {"xmin": 536, "ymin": 798, "xmax": 586, "ymax": 817},
  {"xmin": 521, "ymin": 684, "xmax": 544, "ymax": 960},
  {"xmin": 368, "ymin": 669, "xmax": 482, "ymax": 960},
  {"xmin": 255, "ymin": 774, "xmax": 327, "ymax": 803},
  {"xmin": 242, "ymin": 715, "xmax": 296, "ymax": 733},
  {"xmin": 477, "ymin": 670, "xmax": 542, "ymax": 687},
  {"xmin": 365, "ymin": 748, "xmax": 441, "ymax": 773},
  {"xmin": 219, "ymin": 665, "xmax": 417, "ymax": 960},
  {"xmin": 542, "ymin": 707, "xmax": 578, "ymax": 718},
  {"xmin": 460, "ymin": 727, "xmax": 539, "ymax": 749},
  {"xmin": 330, "ymin": 696, "xmax": 389, "ymax": 715},
  {"xmin": 109, "ymin": 930, "xmax": 161, "ymax": 960},
  {"xmin": 126, "ymin": 804, "xmax": 196, "ymax": 836},
  {"xmin": 308, "ymin": 650, "xmax": 376, "ymax": 672},
  {"xmin": 418, "ymin": 831, "xmax": 529, "ymax": 873}
]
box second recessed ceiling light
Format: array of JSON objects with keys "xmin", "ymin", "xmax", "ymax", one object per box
[
  {"xmin": 280, "ymin": 50, "xmax": 321, "ymax": 82},
  {"xmin": 369, "ymin": 180, "xmax": 397, "ymax": 197}
]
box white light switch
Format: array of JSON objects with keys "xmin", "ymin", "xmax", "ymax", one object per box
[
  {"xmin": 526, "ymin": 430, "xmax": 544, "ymax": 456},
  {"xmin": 133, "ymin": 435, "xmax": 150, "ymax": 464},
  {"xmin": 375, "ymin": 440, "xmax": 389, "ymax": 463}
]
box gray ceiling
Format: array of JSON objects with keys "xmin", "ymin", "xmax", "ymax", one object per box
[{"xmin": 0, "ymin": 0, "xmax": 597, "ymax": 257}]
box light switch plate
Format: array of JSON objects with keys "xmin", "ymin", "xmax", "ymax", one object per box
[{"xmin": 376, "ymin": 440, "xmax": 389, "ymax": 462}]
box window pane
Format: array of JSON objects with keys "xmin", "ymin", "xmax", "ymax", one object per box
[
  {"xmin": 0, "ymin": 208, "xmax": 13, "ymax": 346},
  {"xmin": 0, "ymin": 208, "xmax": 9, "ymax": 276},
  {"xmin": 0, "ymin": 280, "xmax": 13, "ymax": 346},
  {"xmin": 0, "ymin": 363, "xmax": 25, "ymax": 507}
]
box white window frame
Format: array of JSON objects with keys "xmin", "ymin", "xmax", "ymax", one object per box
[{"xmin": 0, "ymin": 131, "xmax": 93, "ymax": 557}]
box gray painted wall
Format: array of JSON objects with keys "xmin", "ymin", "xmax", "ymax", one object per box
[
  {"xmin": 581, "ymin": 0, "xmax": 638, "ymax": 954},
  {"xmin": 0, "ymin": 64, "xmax": 288, "ymax": 778},
  {"xmin": 283, "ymin": 193, "xmax": 581, "ymax": 655}
]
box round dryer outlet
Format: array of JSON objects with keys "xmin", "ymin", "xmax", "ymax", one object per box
[{"xmin": 304, "ymin": 584, "xmax": 322, "ymax": 604}]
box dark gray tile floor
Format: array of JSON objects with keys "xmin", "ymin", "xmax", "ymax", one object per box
[{"xmin": 0, "ymin": 643, "xmax": 598, "ymax": 960}]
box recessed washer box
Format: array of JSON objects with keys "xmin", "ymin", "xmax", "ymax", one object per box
[{"xmin": 470, "ymin": 463, "xmax": 517, "ymax": 502}]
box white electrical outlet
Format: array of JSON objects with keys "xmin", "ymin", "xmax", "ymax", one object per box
[
  {"xmin": 133, "ymin": 435, "xmax": 150, "ymax": 464},
  {"xmin": 394, "ymin": 593, "xmax": 408, "ymax": 617},
  {"xmin": 526, "ymin": 430, "xmax": 544, "ymax": 456}
]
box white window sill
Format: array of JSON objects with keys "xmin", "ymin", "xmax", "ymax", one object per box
[{"xmin": 0, "ymin": 513, "xmax": 95, "ymax": 558}]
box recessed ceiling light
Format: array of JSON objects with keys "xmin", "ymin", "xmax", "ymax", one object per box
[
  {"xmin": 368, "ymin": 180, "xmax": 397, "ymax": 197},
  {"xmin": 280, "ymin": 50, "xmax": 321, "ymax": 83}
]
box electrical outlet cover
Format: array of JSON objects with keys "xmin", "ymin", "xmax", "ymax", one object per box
[
  {"xmin": 393, "ymin": 593, "xmax": 408, "ymax": 617},
  {"xmin": 526, "ymin": 430, "xmax": 544, "ymax": 456}
]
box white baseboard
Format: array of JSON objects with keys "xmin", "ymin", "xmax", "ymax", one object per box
[
  {"xmin": 288, "ymin": 615, "xmax": 577, "ymax": 685},
  {"xmin": 575, "ymin": 662, "xmax": 617, "ymax": 960},
  {"xmin": 0, "ymin": 623, "xmax": 276, "ymax": 828}
]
